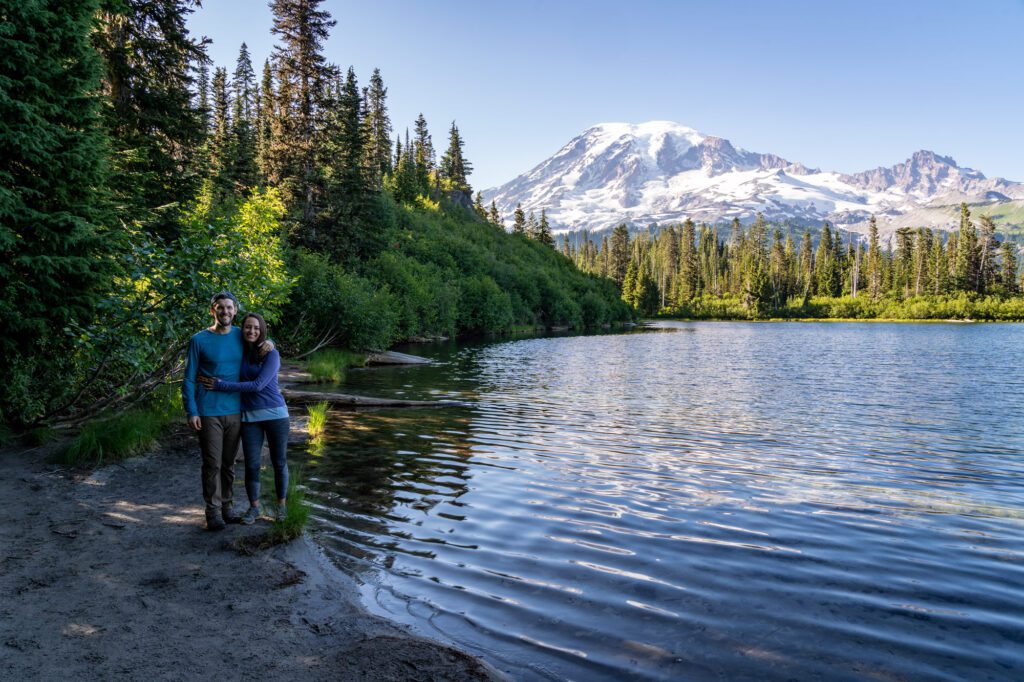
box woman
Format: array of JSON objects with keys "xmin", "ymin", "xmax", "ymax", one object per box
[{"xmin": 198, "ymin": 312, "xmax": 289, "ymax": 524}]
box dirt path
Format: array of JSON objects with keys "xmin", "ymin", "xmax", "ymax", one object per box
[{"xmin": 0, "ymin": 427, "xmax": 503, "ymax": 681}]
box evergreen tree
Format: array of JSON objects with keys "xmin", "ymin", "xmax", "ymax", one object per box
[
  {"xmin": 865, "ymin": 215, "xmax": 881, "ymax": 299},
  {"xmin": 196, "ymin": 62, "xmax": 211, "ymax": 131},
  {"xmin": 225, "ymin": 44, "xmax": 259, "ymax": 196},
  {"xmin": 512, "ymin": 203, "xmax": 526, "ymax": 235},
  {"xmin": 208, "ymin": 67, "xmax": 233, "ymax": 203},
  {"xmin": 676, "ymin": 219, "xmax": 697, "ymax": 304},
  {"xmin": 526, "ymin": 211, "xmax": 538, "ymax": 239},
  {"xmin": 320, "ymin": 67, "xmax": 372, "ymax": 258},
  {"xmin": 1, "ymin": 0, "xmax": 114, "ymax": 424},
  {"xmin": 1000, "ymin": 240, "xmax": 1018, "ymax": 293},
  {"xmin": 361, "ymin": 68, "xmax": 391, "ymax": 190},
  {"xmin": 799, "ymin": 229, "xmax": 815, "ymax": 297},
  {"xmin": 977, "ymin": 215, "xmax": 997, "ymax": 293},
  {"xmin": 537, "ymin": 209, "xmax": 555, "ymax": 247},
  {"xmin": 439, "ymin": 121, "xmax": 472, "ymax": 194},
  {"xmin": 93, "ymin": 0, "xmax": 207, "ymax": 239},
  {"xmin": 894, "ymin": 227, "xmax": 914, "ymax": 297},
  {"xmin": 815, "ymin": 223, "xmax": 839, "ymax": 297},
  {"xmin": 488, "ymin": 200, "xmax": 502, "ymax": 228},
  {"xmin": 610, "ymin": 224, "xmax": 631, "ymax": 288},
  {"xmin": 268, "ymin": 0, "xmax": 337, "ymax": 222},
  {"xmin": 255, "ymin": 59, "xmax": 275, "ymax": 180},
  {"xmin": 413, "ymin": 113, "xmax": 434, "ymax": 194},
  {"xmin": 930, "ymin": 234, "xmax": 947, "ymax": 294},
  {"xmin": 954, "ymin": 202, "xmax": 979, "ymax": 292}
]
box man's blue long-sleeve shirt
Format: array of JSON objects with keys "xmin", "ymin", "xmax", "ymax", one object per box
[{"xmin": 181, "ymin": 327, "xmax": 242, "ymax": 418}]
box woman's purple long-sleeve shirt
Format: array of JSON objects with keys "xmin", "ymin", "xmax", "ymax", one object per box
[{"xmin": 212, "ymin": 348, "xmax": 287, "ymax": 412}]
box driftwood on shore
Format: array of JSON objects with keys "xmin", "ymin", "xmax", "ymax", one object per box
[
  {"xmin": 281, "ymin": 387, "xmax": 464, "ymax": 409},
  {"xmin": 365, "ymin": 350, "xmax": 432, "ymax": 365}
]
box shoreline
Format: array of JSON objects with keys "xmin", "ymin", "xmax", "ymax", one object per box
[{"xmin": 0, "ymin": 425, "xmax": 503, "ymax": 681}]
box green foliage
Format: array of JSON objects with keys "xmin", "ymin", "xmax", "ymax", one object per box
[
  {"xmin": 306, "ymin": 350, "xmax": 366, "ymax": 383},
  {"xmin": 278, "ymin": 250, "xmax": 399, "ymax": 353},
  {"xmin": 306, "ymin": 401, "xmax": 329, "ymax": 439}
]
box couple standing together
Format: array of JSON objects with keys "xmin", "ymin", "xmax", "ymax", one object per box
[{"xmin": 182, "ymin": 292, "xmax": 290, "ymax": 531}]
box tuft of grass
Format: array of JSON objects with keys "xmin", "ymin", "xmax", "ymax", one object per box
[
  {"xmin": 235, "ymin": 466, "xmax": 311, "ymax": 552},
  {"xmin": 305, "ymin": 349, "xmax": 366, "ymax": 383},
  {"xmin": 59, "ymin": 384, "xmax": 182, "ymax": 466},
  {"xmin": 306, "ymin": 400, "xmax": 329, "ymax": 439},
  {"xmin": 266, "ymin": 469, "xmax": 310, "ymax": 543}
]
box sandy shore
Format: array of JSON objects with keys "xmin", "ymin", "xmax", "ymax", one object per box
[{"xmin": 0, "ymin": 426, "xmax": 503, "ymax": 681}]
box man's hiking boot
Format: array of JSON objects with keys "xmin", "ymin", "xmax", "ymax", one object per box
[
  {"xmin": 206, "ymin": 513, "xmax": 226, "ymax": 532},
  {"xmin": 222, "ymin": 504, "xmax": 242, "ymax": 524},
  {"xmin": 274, "ymin": 505, "xmax": 287, "ymax": 523},
  {"xmin": 241, "ymin": 506, "xmax": 260, "ymax": 525}
]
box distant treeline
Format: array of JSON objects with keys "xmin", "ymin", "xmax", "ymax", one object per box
[
  {"xmin": 1, "ymin": 0, "xmax": 627, "ymax": 430},
  {"xmin": 555, "ymin": 208, "xmax": 1020, "ymax": 318}
]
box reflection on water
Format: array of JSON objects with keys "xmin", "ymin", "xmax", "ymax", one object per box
[{"xmin": 299, "ymin": 322, "xmax": 1024, "ymax": 680}]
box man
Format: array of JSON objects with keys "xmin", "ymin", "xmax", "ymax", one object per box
[{"xmin": 181, "ymin": 292, "xmax": 247, "ymax": 531}]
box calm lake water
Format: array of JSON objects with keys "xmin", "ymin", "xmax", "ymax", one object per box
[{"xmin": 300, "ymin": 321, "xmax": 1024, "ymax": 680}]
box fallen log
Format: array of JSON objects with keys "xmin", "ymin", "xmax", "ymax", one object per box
[
  {"xmin": 365, "ymin": 350, "xmax": 432, "ymax": 365},
  {"xmin": 281, "ymin": 387, "xmax": 464, "ymax": 408}
]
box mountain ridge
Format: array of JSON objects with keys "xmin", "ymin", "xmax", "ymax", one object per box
[{"xmin": 482, "ymin": 121, "xmax": 1024, "ymax": 236}]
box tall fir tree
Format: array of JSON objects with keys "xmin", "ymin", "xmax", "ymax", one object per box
[
  {"xmin": 865, "ymin": 215, "xmax": 881, "ymax": 299},
  {"xmin": 1, "ymin": 0, "xmax": 114, "ymax": 424},
  {"xmin": 413, "ymin": 113, "xmax": 434, "ymax": 195},
  {"xmin": 954, "ymin": 202, "xmax": 979, "ymax": 292},
  {"xmin": 93, "ymin": 0, "xmax": 207, "ymax": 239},
  {"xmin": 361, "ymin": 68, "xmax": 392, "ymax": 190},
  {"xmin": 226, "ymin": 44, "xmax": 260, "ymax": 196},
  {"xmin": 676, "ymin": 219, "xmax": 697, "ymax": 304},
  {"xmin": 1000, "ymin": 239, "xmax": 1018, "ymax": 293},
  {"xmin": 610, "ymin": 224, "xmax": 631, "ymax": 288},
  {"xmin": 255, "ymin": 59, "xmax": 275, "ymax": 180},
  {"xmin": 268, "ymin": 0, "xmax": 337, "ymax": 223},
  {"xmin": 512, "ymin": 204, "xmax": 526, "ymax": 235},
  {"xmin": 439, "ymin": 121, "xmax": 472, "ymax": 194},
  {"xmin": 537, "ymin": 209, "xmax": 555, "ymax": 247}
]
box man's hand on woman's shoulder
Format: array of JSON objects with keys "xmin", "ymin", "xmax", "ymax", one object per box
[{"xmin": 258, "ymin": 339, "xmax": 275, "ymax": 358}]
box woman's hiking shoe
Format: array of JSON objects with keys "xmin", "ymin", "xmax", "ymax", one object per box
[
  {"xmin": 275, "ymin": 505, "xmax": 287, "ymax": 522},
  {"xmin": 241, "ymin": 506, "xmax": 260, "ymax": 525}
]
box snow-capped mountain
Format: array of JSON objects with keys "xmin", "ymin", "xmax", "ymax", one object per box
[{"xmin": 482, "ymin": 121, "xmax": 1024, "ymax": 235}]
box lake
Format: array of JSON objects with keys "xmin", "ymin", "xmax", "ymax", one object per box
[{"xmin": 299, "ymin": 321, "xmax": 1024, "ymax": 680}]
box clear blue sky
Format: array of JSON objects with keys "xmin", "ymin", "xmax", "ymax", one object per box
[{"xmin": 188, "ymin": 0, "xmax": 1024, "ymax": 190}]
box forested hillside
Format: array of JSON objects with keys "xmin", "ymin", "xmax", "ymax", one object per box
[{"xmin": 0, "ymin": 0, "xmax": 629, "ymax": 430}]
